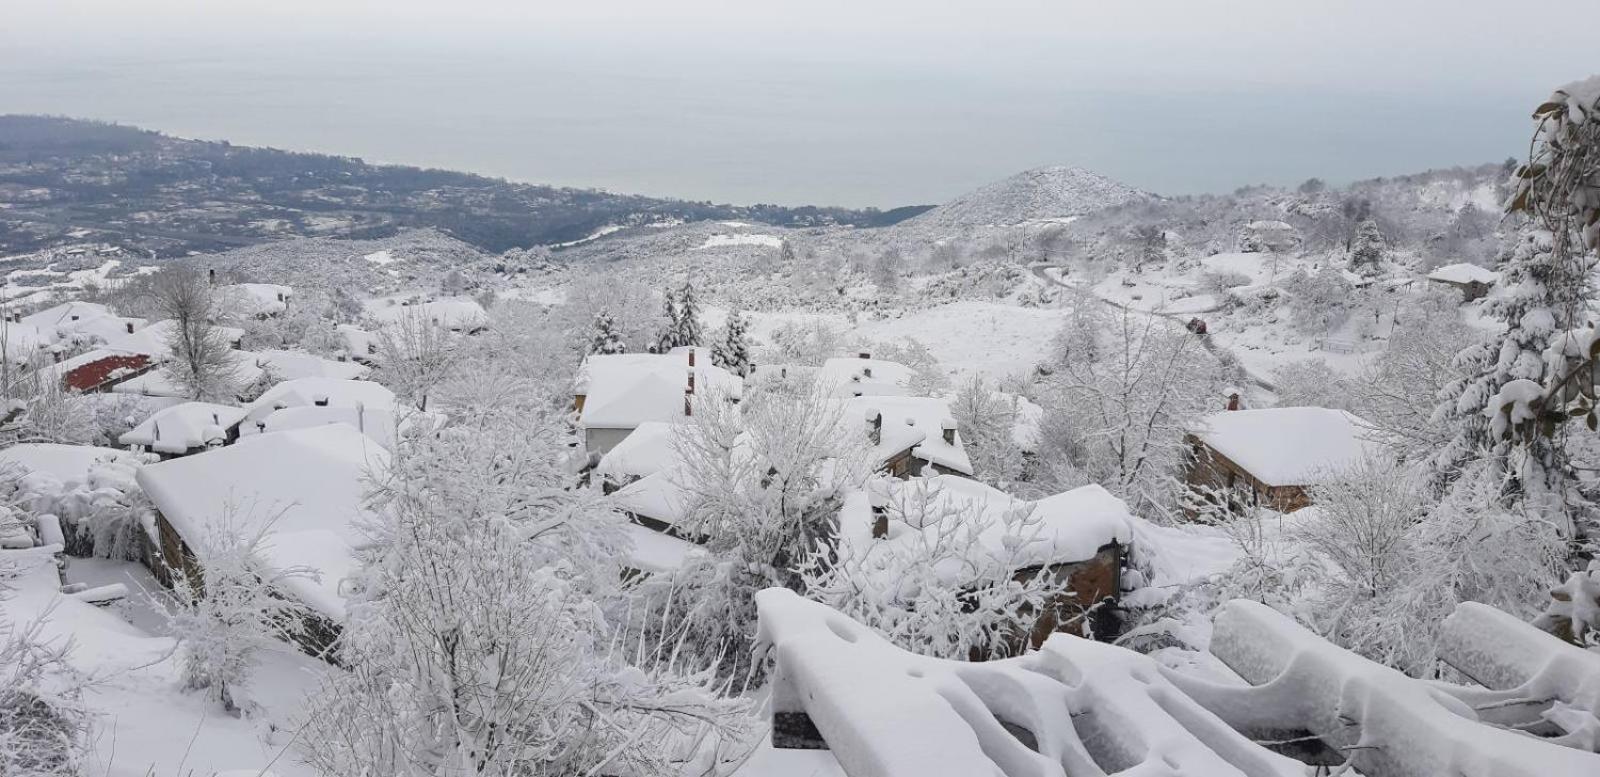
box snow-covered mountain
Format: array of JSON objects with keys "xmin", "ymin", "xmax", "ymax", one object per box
[{"xmin": 904, "ymin": 165, "xmax": 1153, "ymax": 232}]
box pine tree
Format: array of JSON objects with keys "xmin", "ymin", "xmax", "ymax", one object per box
[
  {"xmin": 1432, "ymin": 228, "xmax": 1589, "ymax": 531},
  {"xmin": 1349, "ymin": 218, "xmax": 1385, "ymax": 274},
  {"xmin": 676, "ymin": 280, "xmax": 703, "ymax": 348},
  {"xmin": 711, "ymin": 310, "xmax": 752, "ymax": 377},
  {"xmin": 654, "ymin": 294, "xmax": 679, "ymax": 353},
  {"xmin": 588, "ymin": 311, "xmax": 626, "ymax": 355}
]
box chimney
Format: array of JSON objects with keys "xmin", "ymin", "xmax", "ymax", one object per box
[
  {"xmin": 942, "ymin": 419, "xmax": 957, "ymax": 446},
  {"xmin": 1226, "ymin": 393, "xmax": 1241, "ymax": 411},
  {"xmin": 686, "ymin": 368, "xmax": 696, "ymax": 395},
  {"xmin": 688, "ymin": 349, "xmax": 696, "ymax": 367},
  {"xmin": 125, "ymin": 321, "xmax": 135, "ymax": 334},
  {"xmin": 208, "ymin": 268, "xmax": 216, "ymax": 285},
  {"xmin": 684, "ymin": 391, "xmax": 693, "ymax": 417},
  {"xmin": 867, "ymin": 410, "xmax": 882, "ymax": 445},
  {"xmin": 871, "ymin": 505, "xmax": 888, "ymax": 539},
  {"xmin": 858, "ymin": 351, "xmax": 871, "ymax": 360},
  {"xmin": 862, "ymin": 367, "xmax": 873, "ymax": 379}
]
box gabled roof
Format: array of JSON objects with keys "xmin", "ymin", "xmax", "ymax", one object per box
[
  {"xmin": 136, "ymin": 424, "xmax": 390, "ymax": 620},
  {"xmin": 119, "ymin": 401, "xmax": 247, "ymax": 454},
  {"xmin": 0, "ymin": 443, "xmax": 137, "ymax": 486},
  {"xmin": 594, "ymin": 421, "xmax": 685, "ymax": 481},
  {"xmin": 250, "ymin": 349, "xmax": 370, "ymax": 381},
  {"xmin": 221, "ymin": 283, "xmax": 292, "ymax": 316},
  {"xmin": 238, "ymin": 404, "xmax": 409, "ymax": 451},
  {"xmin": 577, "ymin": 352, "xmax": 742, "ymax": 430},
  {"xmin": 366, "ymin": 295, "xmax": 487, "ymax": 332},
  {"xmin": 820, "ymin": 357, "xmax": 915, "ymax": 397},
  {"xmin": 1427, "ymin": 262, "xmax": 1499, "ymax": 285},
  {"xmin": 845, "ymin": 395, "xmax": 972, "ymax": 475},
  {"xmin": 241, "ymin": 377, "xmax": 397, "ymax": 426},
  {"xmin": 1194, "ymin": 407, "xmax": 1380, "ymax": 487}
]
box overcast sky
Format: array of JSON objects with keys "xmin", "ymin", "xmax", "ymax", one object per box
[{"xmin": 4, "ymin": 1, "xmax": 1597, "ymax": 206}]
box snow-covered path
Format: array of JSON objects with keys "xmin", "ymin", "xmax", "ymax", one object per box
[{"xmin": 1030, "ymin": 263, "xmax": 1276, "ymax": 392}]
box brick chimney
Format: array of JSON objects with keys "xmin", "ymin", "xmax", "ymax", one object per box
[
  {"xmin": 1226, "ymin": 392, "xmax": 1241, "ymax": 411},
  {"xmin": 686, "ymin": 368, "xmax": 696, "ymax": 395},
  {"xmin": 867, "ymin": 410, "xmax": 882, "ymax": 445},
  {"xmin": 688, "ymin": 349, "xmax": 696, "ymax": 367},
  {"xmin": 124, "ymin": 321, "xmax": 135, "ymax": 334}
]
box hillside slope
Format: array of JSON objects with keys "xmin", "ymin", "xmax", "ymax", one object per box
[{"xmin": 905, "ymin": 166, "xmax": 1153, "ymax": 232}]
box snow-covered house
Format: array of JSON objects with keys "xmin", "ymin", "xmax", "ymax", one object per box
[
  {"xmin": 335, "ymin": 323, "xmax": 381, "ymax": 365},
  {"xmin": 1427, "ymin": 262, "xmax": 1499, "ymax": 301},
  {"xmin": 220, "ymin": 283, "xmax": 292, "ymax": 318},
  {"xmin": 108, "ymin": 354, "xmax": 266, "ymax": 400},
  {"xmin": 101, "ymin": 318, "xmax": 246, "ymax": 357},
  {"xmin": 1237, "ymin": 220, "xmax": 1301, "ymax": 253},
  {"xmin": 20, "ymin": 301, "xmax": 146, "ymax": 346},
  {"xmin": 819, "ymin": 354, "xmax": 915, "ymax": 397},
  {"xmin": 574, "ymin": 348, "xmax": 743, "ymax": 454},
  {"xmin": 592, "ymin": 420, "xmax": 685, "ymax": 491},
  {"xmin": 118, "ymin": 401, "xmax": 249, "ymax": 458},
  {"xmin": 0, "ymin": 443, "xmax": 149, "ymax": 556},
  {"xmin": 846, "ymin": 395, "xmax": 973, "ymax": 478},
  {"xmin": 238, "ymin": 403, "xmax": 413, "ymax": 452},
  {"xmin": 249, "ymin": 349, "xmax": 371, "ymax": 381},
  {"xmin": 136, "ymin": 424, "xmax": 391, "ymax": 651},
  {"xmin": 25, "ymin": 348, "xmax": 155, "ymax": 394},
  {"xmin": 845, "ymin": 475, "xmax": 1132, "ymax": 650},
  {"xmin": 1185, "ymin": 406, "xmax": 1381, "ymax": 513},
  {"xmin": 367, "ymin": 295, "xmax": 488, "ymax": 334},
  {"xmin": 239, "ymin": 377, "xmax": 398, "ymax": 431}
]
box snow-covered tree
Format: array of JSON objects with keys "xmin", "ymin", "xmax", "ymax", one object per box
[
  {"xmin": 710, "ymin": 310, "xmax": 752, "ymax": 377},
  {"xmin": 587, "ymin": 310, "xmax": 626, "ymax": 355},
  {"xmin": 871, "ymin": 248, "xmax": 904, "ymax": 293},
  {"xmin": 661, "ymin": 382, "xmax": 871, "ymax": 677},
  {"xmin": 867, "ymin": 338, "xmax": 948, "ymax": 397},
  {"xmin": 305, "ymin": 414, "xmax": 751, "ymax": 776},
  {"xmin": 165, "ymin": 513, "xmax": 310, "ymax": 714},
  {"xmin": 150, "ymin": 265, "xmax": 243, "ymax": 402},
  {"xmin": 1288, "ymin": 267, "xmax": 1353, "ymax": 336},
  {"xmin": 1348, "ymin": 218, "xmax": 1386, "ymax": 274},
  {"xmin": 1035, "ymin": 311, "xmax": 1227, "ymax": 519},
  {"xmin": 375, "ymin": 306, "xmax": 460, "ymax": 411},
  {"xmin": 950, "ymin": 375, "xmax": 1022, "ymax": 487},
  {"xmin": 675, "ymin": 280, "xmax": 704, "ymax": 348},
  {"xmin": 801, "ymin": 479, "xmax": 1058, "ymax": 661},
  {"xmin": 655, "ymin": 292, "xmax": 680, "ymax": 353},
  {"xmin": 1352, "ymin": 288, "xmax": 1479, "ymax": 462}
]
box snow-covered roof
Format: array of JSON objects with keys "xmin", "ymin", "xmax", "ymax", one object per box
[
  {"xmin": 336, "ymin": 324, "xmax": 379, "ymax": 358},
  {"xmin": 608, "ymin": 470, "xmax": 693, "ymax": 526},
  {"xmin": 0, "ymin": 321, "xmax": 57, "ymax": 363},
  {"xmin": 819, "ymin": 356, "xmax": 915, "ymax": 397},
  {"xmin": 119, "ymin": 402, "xmax": 248, "ymax": 454},
  {"xmin": 100, "ymin": 319, "xmax": 245, "ymax": 359},
  {"xmin": 842, "ymin": 476, "xmax": 1132, "ymax": 585},
  {"xmin": 249, "ymin": 349, "xmax": 370, "ymax": 381},
  {"xmin": 221, "ymin": 283, "xmax": 292, "ymax": 316},
  {"xmin": 1194, "ymin": 407, "xmax": 1380, "ymax": 487},
  {"xmin": 577, "ymin": 352, "xmax": 743, "ymax": 430},
  {"xmin": 1428, "ymin": 262, "xmax": 1500, "ymax": 285},
  {"xmin": 366, "ymin": 295, "xmax": 487, "ymax": 332},
  {"xmin": 0, "ymin": 443, "xmax": 134, "ymax": 485},
  {"xmin": 20, "ymin": 301, "xmax": 115, "ymax": 329},
  {"xmin": 136, "ymin": 424, "xmax": 390, "ymax": 620},
  {"xmin": 21, "ymin": 301, "xmax": 145, "ymax": 345},
  {"xmin": 594, "ymin": 421, "xmax": 685, "ymax": 482},
  {"xmin": 845, "ymin": 395, "xmax": 972, "ymax": 475},
  {"xmin": 619, "ymin": 521, "xmax": 702, "ymax": 574},
  {"xmin": 237, "ymin": 403, "xmax": 406, "ymax": 451},
  {"xmin": 241, "ymin": 377, "xmax": 397, "ymax": 426},
  {"xmin": 109, "ymin": 353, "xmax": 265, "ymax": 399}
]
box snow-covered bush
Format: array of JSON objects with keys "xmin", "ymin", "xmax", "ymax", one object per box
[
  {"xmin": 0, "ymin": 604, "xmax": 90, "ymax": 777},
  {"xmin": 950, "ymin": 375, "xmax": 1023, "ymax": 487},
  {"xmin": 165, "ymin": 515, "xmax": 311, "ymax": 714}
]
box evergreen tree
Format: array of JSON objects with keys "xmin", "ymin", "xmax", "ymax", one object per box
[
  {"xmin": 654, "ymin": 293, "xmax": 679, "ymax": 353},
  {"xmin": 588, "ymin": 311, "xmax": 626, "ymax": 355},
  {"xmin": 1349, "ymin": 218, "xmax": 1386, "ymax": 274},
  {"xmin": 676, "ymin": 280, "xmax": 704, "ymax": 347},
  {"xmin": 1432, "ymin": 228, "xmax": 1590, "ymax": 531},
  {"xmin": 711, "ymin": 310, "xmax": 752, "ymax": 377}
]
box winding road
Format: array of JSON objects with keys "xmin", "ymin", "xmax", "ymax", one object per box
[{"xmin": 1028, "ymin": 263, "xmax": 1276, "ymax": 393}]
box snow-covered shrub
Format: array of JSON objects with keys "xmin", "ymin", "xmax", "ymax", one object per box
[
  {"xmin": 0, "ymin": 606, "xmax": 90, "ymax": 777},
  {"xmin": 165, "ymin": 515, "xmax": 311, "ymax": 714},
  {"xmin": 1198, "ymin": 269, "xmax": 1250, "ymax": 301}
]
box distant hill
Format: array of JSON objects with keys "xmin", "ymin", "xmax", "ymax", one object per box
[
  {"xmin": 906, "ymin": 166, "xmax": 1153, "ymax": 232},
  {"xmin": 0, "ymin": 115, "xmax": 933, "ymax": 257}
]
